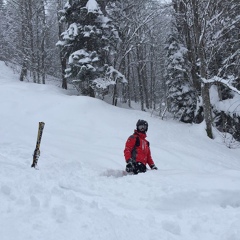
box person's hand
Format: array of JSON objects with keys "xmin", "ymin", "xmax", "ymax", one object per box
[
  {"xmin": 150, "ymin": 164, "xmax": 158, "ymax": 170},
  {"xmin": 126, "ymin": 158, "xmax": 134, "ymax": 172}
]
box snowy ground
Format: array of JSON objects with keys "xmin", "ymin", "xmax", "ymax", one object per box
[{"xmin": 1, "ymin": 61, "xmax": 240, "ymax": 240}]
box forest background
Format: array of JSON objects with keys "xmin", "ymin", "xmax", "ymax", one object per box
[{"xmin": 0, "ymin": 0, "xmax": 239, "ymax": 145}]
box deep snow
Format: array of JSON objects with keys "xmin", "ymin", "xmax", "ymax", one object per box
[{"xmin": 0, "ymin": 61, "xmax": 240, "ymax": 240}]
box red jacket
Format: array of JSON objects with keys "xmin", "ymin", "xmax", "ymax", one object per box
[{"xmin": 124, "ymin": 130, "xmax": 154, "ymax": 167}]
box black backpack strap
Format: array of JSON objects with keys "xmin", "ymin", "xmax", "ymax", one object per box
[
  {"xmin": 135, "ymin": 136, "xmax": 140, "ymax": 147},
  {"xmin": 134, "ymin": 136, "xmax": 149, "ymax": 147},
  {"xmin": 128, "ymin": 134, "xmax": 140, "ymax": 147},
  {"xmin": 130, "ymin": 135, "xmax": 140, "ymax": 161}
]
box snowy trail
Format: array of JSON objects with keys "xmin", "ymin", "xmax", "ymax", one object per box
[{"xmin": 1, "ymin": 61, "xmax": 240, "ymax": 240}]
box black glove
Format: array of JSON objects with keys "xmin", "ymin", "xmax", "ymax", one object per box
[
  {"xmin": 135, "ymin": 162, "xmax": 147, "ymax": 173},
  {"xmin": 126, "ymin": 158, "xmax": 134, "ymax": 173},
  {"xmin": 150, "ymin": 164, "xmax": 158, "ymax": 170}
]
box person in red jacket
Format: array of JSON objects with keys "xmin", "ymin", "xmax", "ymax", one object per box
[{"xmin": 124, "ymin": 119, "xmax": 158, "ymax": 174}]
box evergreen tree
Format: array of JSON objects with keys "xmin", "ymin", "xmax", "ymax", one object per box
[
  {"xmin": 58, "ymin": 0, "xmax": 126, "ymax": 97},
  {"xmin": 165, "ymin": 31, "xmax": 196, "ymax": 123}
]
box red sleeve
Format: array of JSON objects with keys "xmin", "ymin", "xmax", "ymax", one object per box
[
  {"xmin": 147, "ymin": 147, "xmax": 154, "ymax": 167},
  {"xmin": 124, "ymin": 135, "xmax": 136, "ymax": 162}
]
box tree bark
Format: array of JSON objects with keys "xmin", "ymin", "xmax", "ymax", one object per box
[
  {"xmin": 57, "ymin": 0, "xmax": 67, "ymax": 89},
  {"xmin": 192, "ymin": 0, "xmax": 213, "ymax": 138}
]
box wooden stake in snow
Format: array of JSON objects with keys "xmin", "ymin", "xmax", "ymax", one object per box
[{"xmin": 31, "ymin": 122, "xmax": 45, "ymax": 168}]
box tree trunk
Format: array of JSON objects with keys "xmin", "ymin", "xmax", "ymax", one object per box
[
  {"xmin": 28, "ymin": 0, "xmax": 36, "ymax": 83},
  {"xmin": 192, "ymin": 0, "xmax": 213, "ymax": 138},
  {"xmin": 20, "ymin": 59, "xmax": 27, "ymax": 81},
  {"xmin": 112, "ymin": 83, "xmax": 118, "ymax": 106},
  {"xmin": 19, "ymin": 0, "xmax": 28, "ymax": 81},
  {"xmin": 57, "ymin": 0, "xmax": 67, "ymax": 89},
  {"xmin": 142, "ymin": 45, "xmax": 149, "ymax": 110},
  {"xmin": 127, "ymin": 53, "xmax": 131, "ymax": 108},
  {"xmin": 41, "ymin": 0, "xmax": 46, "ymax": 84},
  {"xmin": 136, "ymin": 45, "xmax": 144, "ymax": 111},
  {"xmin": 201, "ymin": 82, "xmax": 213, "ymax": 138}
]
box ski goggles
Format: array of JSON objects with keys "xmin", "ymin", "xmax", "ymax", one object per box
[{"xmin": 138, "ymin": 124, "xmax": 147, "ymax": 131}]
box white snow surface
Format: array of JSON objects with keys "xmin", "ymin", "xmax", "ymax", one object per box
[{"xmin": 0, "ymin": 61, "xmax": 240, "ymax": 240}]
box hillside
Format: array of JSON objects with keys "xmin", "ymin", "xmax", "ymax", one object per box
[{"xmin": 0, "ymin": 61, "xmax": 240, "ymax": 240}]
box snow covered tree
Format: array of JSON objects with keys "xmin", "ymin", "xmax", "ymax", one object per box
[
  {"xmin": 205, "ymin": 0, "xmax": 240, "ymax": 142},
  {"xmin": 165, "ymin": 30, "xmax": 196, "ymax": 123},
  {"xmin": 58, "ymin": 0, "xmax": 126, "ymax": 98},
  {"xmin": 0, "ymin": 0, "xmax": 6, "ymax": 61},
  {"xmin": 171, "ymin": 0, "xmax": 240, "ymax": 140},
  {"xmin": 106, "ymin": 0, "xmax": 169, "ymax": 110},
  {"xmin": 56, "ymin": 0, "xmax": 68, "ymax": 89},
  {"xmin": 0, "ymin": 1, "xmax": 20, "ymax": 64},
  {"xmin": 1, "ymin": 0, "xmax": 55, "ymax": 84}
]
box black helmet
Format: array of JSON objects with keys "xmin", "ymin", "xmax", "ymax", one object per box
[{"xmin": 136, "ymin": 119, "xmax": 148, "ymax": 132}]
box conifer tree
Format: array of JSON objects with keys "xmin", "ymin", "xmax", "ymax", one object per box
[
  {"xmin": 58, "ymin": 0, "xmax": 126, "ymax": 97},
  {"xmin": 165, "ymin": 31, "xmax": 196, "ymax": 123}
]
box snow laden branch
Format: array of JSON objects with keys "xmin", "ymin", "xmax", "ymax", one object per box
[
  {"xmin": 202, "ymin": 76, "xmax": 240, "ymax": 95},
  {"xmin": 93, "ymin": 66, "xmax": 127, "ymax": 90}
]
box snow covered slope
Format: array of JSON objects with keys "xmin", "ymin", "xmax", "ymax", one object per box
[{"xmin": 1, "ymin": 61, "xmax": 240, "ymax": 240}]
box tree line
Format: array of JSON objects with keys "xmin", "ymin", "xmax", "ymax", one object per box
[
  {"xmin": 166, "ymin": 0, "xmax": 240, "ymax": 143},
  {"xmin": 0, "ymin": 0, "xmax": 239, "ymax": 144}
]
